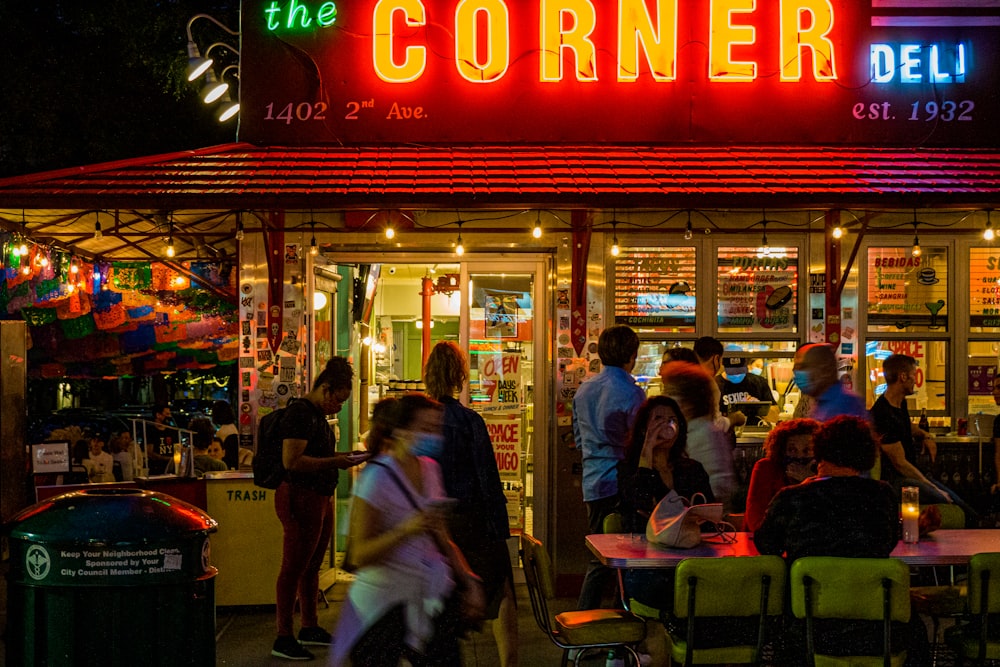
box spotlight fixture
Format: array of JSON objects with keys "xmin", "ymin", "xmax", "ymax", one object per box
[
  {"xmin": 985, "ymin": 210, "xmax": 995, "ymax": 242},
  {"xmin": 309, "ymin": 222, "xmax": 319, "ymax": 256},
  {"xmin": 684, "ymin": 212, "xmax": 693, "ymax": 241},
  {"xmin": 201, "ymin": 69, "xmax": 229, "ymax": 104},
  {"xmin": 610, "ymin": 222, "xmax": 620, "ymax": 257},
  {"xmin": 385, "ymin": 219, "xmax": 396, "ymax": 240},
  {"xmin": 760, "ymin": 221, "xmax": 771, "ymax": 256},
  {"xmin": 94, "ymin": 216, "xmax": 103, "ymax": 240},
  {"xmin": 455, "ymin": 222, "xmax": 465, "ymax": 256},
  {"xmin": 235, "ymin": 212, "xmax": 245, "ymax": 241},
  {"xmin": 532, "ymin": 213, "xmax": 543, "ymax": 239},
  {"xmin": 911, "ymin": 221, "xmax": 922, "ymax": 258}
]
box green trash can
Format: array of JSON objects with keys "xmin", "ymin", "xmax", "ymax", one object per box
[{"xmin": 3, "ymin": 488, "xmax": 218, "ymax": 666}]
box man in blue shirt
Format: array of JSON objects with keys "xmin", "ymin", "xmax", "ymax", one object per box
[
  {"xmin": 793, "ymin": 343, "xmax": 867, "ymax": 423},
  {"xmin": 573, "ymin": 324, "xmax": 645, "ymax": 610}
]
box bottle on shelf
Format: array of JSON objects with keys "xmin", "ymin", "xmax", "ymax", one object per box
[{"xmin": 918, "ymin": 408, "xmax": 930, "ymax": 432}]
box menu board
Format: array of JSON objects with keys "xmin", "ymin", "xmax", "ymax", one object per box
[
  {"xmin": 613, "ymin": 248, "xmax": 696, "ymax": 331},
  {"xmin": 970, "ymin": 248, "xmax": 1000, "ymax": 330},
  {"xmin": 867, "ymin": 247, "xmax": 948, "ymax": 331},
  {"xmin": 717, "ymin": 248, "xmax": 798, "ymax": 333}
]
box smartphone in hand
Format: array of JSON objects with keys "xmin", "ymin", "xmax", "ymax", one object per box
[{"xmin": 344, "ymin": 450, "xmax": 373, "ymax": 465}]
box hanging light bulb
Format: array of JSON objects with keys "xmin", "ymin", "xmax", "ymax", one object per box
[
  {"xmin": 39, "ymin": 253, "xmax": 49, "ymax": 268},
  {"xmin": 166, "ymin": 237, "xmax": 176, "ymax": 258},
  {"xmin": 985, "ymin": 210, "xmax": 995, "ymax": 241},
  {"xmin": 911, "ymin": 221, "xmax": 922, "ymax": 258},
  {"xmin": 455, "ymin": 222, "xmax": 465, "ymax": 256},
  {"xmin": 832, "ymin": 225, "xmax": 844, "ymax": 239},
  {"xmin": 532, "ymin": 213, "xmax": 543, "ymax": 239},
  {"xmin": 94, "ymin": 216, "xmax": 103, "ymax": 240},
  {"xmin": 760, "ymin": 221, "xmax": 771, "ymax": 256},
  {"xmin": 385, "ymin": 219, "xmax": 395, "ymax": 240},
  {"xmin": 70, "ymin": 258, "xmax": 79, "ymax": 274},
  {"xmin": 18, "ymin": 238, "xmax": 28, "ymax": 256},
  {"xmin": 310, "ymin": 222, "xmax": 319, "ymax": 256},
  {"xmin": 235, "ymin": 213, "xmax": 245, "ymax": 241},
  {"xmin": 19, "ymin": 210, "xmax": 29, "ymax": 255},
  {"xmin": 684, "ymin": 212, "xmax": 693, "ymax": 241},
  {"xmin": 610, "ymin": 222, "xmax": 620, "ymax": 257}
]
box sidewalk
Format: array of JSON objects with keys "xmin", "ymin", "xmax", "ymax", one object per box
[{"xmin": 215, "ymin": 568, "xmax": 576, "ymax": 666}]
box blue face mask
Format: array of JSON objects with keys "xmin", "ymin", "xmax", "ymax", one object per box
[
  {"xmin": 410, "ymin": 432, "xmax": 445, "ymax": 459},
  {"xmin": 749, "ymin": 367, "xmax": 763, "ymax": 376},
  {"xmin": 793, "ymin": 370, "xmax": 813, "ymax": 394},
  {"xmin": 725, "ymin": 372, "xmax": 746, "ymax": 384}
]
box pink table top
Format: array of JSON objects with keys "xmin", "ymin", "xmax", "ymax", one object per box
[{"xmin": 587, "ymin": 529, "xmax": 1000, "ymax": 568}]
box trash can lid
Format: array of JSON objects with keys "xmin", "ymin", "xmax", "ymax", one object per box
[{"xmin": 4, "ymin": 488, "xmax": 217, "ymax": 545}]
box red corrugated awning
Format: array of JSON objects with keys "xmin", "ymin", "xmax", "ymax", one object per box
[{"xmin": 2, "ymin": 143, "xmax": 999, "ymax": 210}]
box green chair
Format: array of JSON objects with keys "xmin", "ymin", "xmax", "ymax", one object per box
[
  {"xmin": 790, "ymin": 557, "xmax": 911, "ymax": 667},
  {"xmin": 520, "ymin": 533, "xmax": 647, "ymax": 666},
  {"xmin": 602, "ymin": 511, "xmax": 663, "ymax": 620},
  {"xmin": 666, "ymin": 555, "xmax": 786, "ymax": 666},
  {"xmin": 945, "ymin": 552, "xmax": 1000, "ymax": 665},
  {"xmin": 910, "ymin": 503, "xmax": 969, "ymax": 646}
]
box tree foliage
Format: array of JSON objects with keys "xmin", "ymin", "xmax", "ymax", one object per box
[{"xmin": 0, "ymin": 0, "xmax": 240, "ymax": 177}]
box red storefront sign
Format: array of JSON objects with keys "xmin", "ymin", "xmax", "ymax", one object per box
[{"xmin": 241, "ymin": 0, "xmax": 1000, "ymax": 146}]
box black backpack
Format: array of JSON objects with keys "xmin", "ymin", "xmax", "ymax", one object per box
[{"xmin": 252, "ymin": 406, "xmax": 287, "ymax": 489}]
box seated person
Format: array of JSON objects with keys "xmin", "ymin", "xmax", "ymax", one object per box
[
  {"xmin": 109, "ymin": 431, "xmax": 135, "ymax": 481},
  {"xmin": 193, "ymin": 432, "xmax": 228, "ymax": 476},
  {"xmin": 618, "ymin": 396, "xmax": 713, "ymax": 615},
  {"xmin": 84, "ymin": 433, "xmax": 116, "ymax": 483},
  {"xmin": 754, "ymin": 416, "xmax": 928, "ymax": 664},
  {"xmin": 207, "ymin": 436, "xmax": 225, "ymax": 462},
  {"xmin": 743, "ymin": 418, "xmax": 819, "ymax": 532}
]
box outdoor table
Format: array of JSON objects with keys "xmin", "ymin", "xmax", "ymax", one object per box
[{"xmin": 587, "ymin": 529, "xmax": 1000, "ymax": 569}]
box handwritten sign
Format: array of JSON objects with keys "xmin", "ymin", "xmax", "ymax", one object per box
[
  {"xmin": 867, "ymin": 247, "xmax": 948, "ymax": 330},
  {"xmin": 717, "ymin": 248, "xmax": 799, "ymax": 332}
]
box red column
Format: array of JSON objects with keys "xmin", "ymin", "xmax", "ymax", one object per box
[
  {"xmin": 824, "ymin": 210, "xmax": 842, "ymax": 352},
  {"xmin": 420, "ymin": 275, "xmax": 433, "ymax": 368}
]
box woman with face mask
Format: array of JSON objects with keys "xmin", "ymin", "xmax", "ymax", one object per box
[
  {"xmin": 332, "ymin": 393, "xmax": 485, "ymax": 667},
  {"xmin": 743, "ymin": 418, "xmax": 820, "ymax": 532}
]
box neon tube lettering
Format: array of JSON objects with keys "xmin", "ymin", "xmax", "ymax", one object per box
[
  {"xmin": 617, "ymin": 0, "xmax": 677, "ymax": 82},
  {"xmin": 455, "ymin": 0, "xmax": 510, "ymax": 82},
  {"xmin": 540, "ymin": 0, "xmax": 598, "ymax": 82},
  {"xmin": 779, "ymin": 0, "xmax": 836, "ymax": 81},
  {"xmin": 709, "ymin": 0, "xmax": 757, "ymax": 81},
  {"xmin": 373, "ymin": 0, "xmax": 427, "ymax": 83}
]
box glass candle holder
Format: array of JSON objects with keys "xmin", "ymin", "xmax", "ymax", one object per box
[{"xmin": 902, "ymin": 486, "xmax": 920, "ymax": 544}]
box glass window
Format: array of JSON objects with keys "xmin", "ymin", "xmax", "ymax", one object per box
[
  {"xmin": 717, "ymin": 247, "xmax": 799, "ymax": 333},
  {"xmin": 613, "ymin": 247, "xmax": 696, "ymax": 333},
  {"xmin": 969, "ymin": 248, "xmax": 1000, "ymax": 333},
  {"xmin": 864, "ymin": 340, "xmax": 948, "ymax": 415},
  {"xmin": 968, "ymin": 341, "xmax": 1000, "ymax": 415},
  {"xmin": 866, "ymin": 246, "xmax": 948, "ymax": 333}
]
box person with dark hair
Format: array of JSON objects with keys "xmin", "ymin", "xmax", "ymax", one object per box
[
  {"xmin": 659, "ymin": 345, "xmax": 698, "ymax": 371},
  {"xmin": 871, "ymin": 354, "xmax": 976, "ymax": 523},
  {"xmin": 146, "ymin": 402, "xmax": 178, "ymax": 474},
  {"xmin": 109, "ymin": 431, "xmax": 136, "ymax": 481},
  {"xmin": 332, "ymin": 393, "xmax": 485, "ymax": 667},
  {"xmin": 422, "ymin": 341, "xmax": 518, "ymax": 667},
  {"xmin": 792, "ymin": 343, "xmax": 867, "ymax": 422},
  {"xmin": 754, "ymin": 415, "xmax": 929, "ymax": 665},
  {"xmin": 744, "ymin": 418, "xmax": 820, "ymax": 532},
  {"xmin": 212, "ymin": 399, "xmax": 240, "ymax": 470},
  {"xmin": 271, "ymin": 356, "xmax": 367, "ymax": 661},
  {"xmin": 660, "ymin": 361, "xmax": 736, "ymax": 512},
  {"xmin": 572, "ymin": 324, "xmax": 645, "ymax": 610},
  {"xmin": 619, "ymin": 395, "xmax": 713, "ymax": 533},
  {"xmin": 689, "ymin": 335, "xmax": 746, "ymax": 432},
  {"xmin": 754, "ymin": 415, "xmax": 898, "ymax": 561},
  {"xmin": 693, "ymin": 336, "xmax": 724, "ymax": 377}
]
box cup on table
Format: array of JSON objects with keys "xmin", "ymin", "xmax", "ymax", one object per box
[{"xmin": 901, "ymin": 486, "xmax": 919, "ymax": 544}]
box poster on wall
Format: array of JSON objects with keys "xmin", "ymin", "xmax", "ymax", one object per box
[
  {"xmin": 717, "ymin": 248, "xmax": 798, "ymax": 333},
  {"xmin": 867, "ymin": 247, "xmax": 948, "ymax": 330},
  {"xmin": 485, "ymin": 412, "xmax": 524, "ymax": 533},
  {"xmin": 969, "ymin": 248, "xmax": 1000, "ymax": 329},
  {"xmin": 613, "ymin": 247, "xmax": 696, "ymax": 331},
  {"xmin": 484, "ymin": 290, "xmax": 519, "ymax": 338}
]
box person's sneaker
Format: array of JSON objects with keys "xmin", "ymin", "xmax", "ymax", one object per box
[
  {"xmin": 298, "ymin": 626, "xmax": 332, "ymax": 646},
  {"xmin": 271, "ymin": 636, "xmax": 314, "ymax": 661}
]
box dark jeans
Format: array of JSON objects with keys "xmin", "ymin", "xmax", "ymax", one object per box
[
  {"xmin": 274, "ymin": 482, "xmax": 333, "ymax": 637},
  {"xmin": 577, "ymin": 494, "xmax": 620, "ymax": 610}
]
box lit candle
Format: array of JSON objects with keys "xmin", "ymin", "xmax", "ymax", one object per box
[
  {"xmin": 173, "ymin": 443, "xmax": 183, "ymax": 476},
  {"xmin": 902, "ymin": 486, "xmax": 919, "ymax": 544}
]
